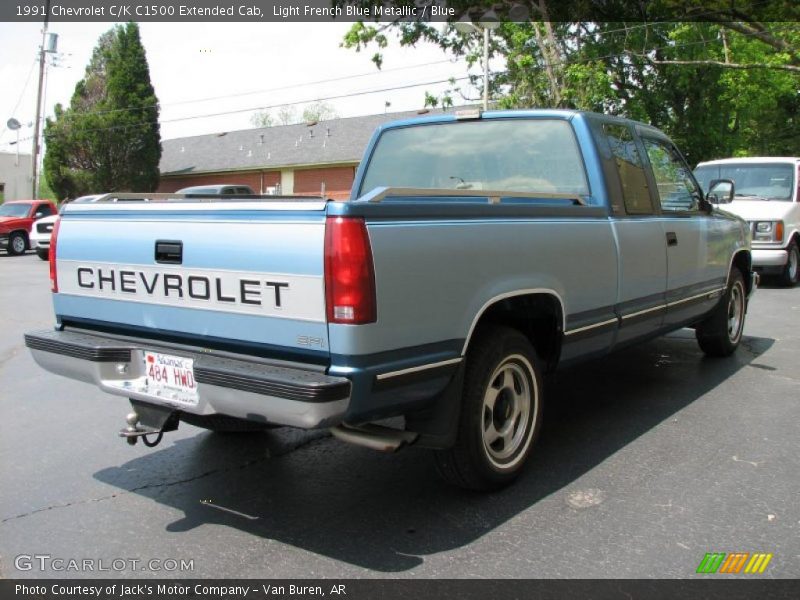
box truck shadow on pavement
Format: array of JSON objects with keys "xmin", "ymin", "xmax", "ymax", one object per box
[{"xmin": 94, "ymin": 331, "xmax": 773, "ymax": 573}]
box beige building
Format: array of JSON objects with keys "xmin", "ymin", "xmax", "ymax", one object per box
[{"xmin": 0, "ymin": 152, "xmax": 32, "ymax": 201}]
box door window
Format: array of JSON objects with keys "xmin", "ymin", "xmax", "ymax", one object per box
[
  {"xmin": 643, "ymin": 139, "xmax": 701, "ymax": 212},
  {"xmin": 604, "ymin": 124, "xmax": 652, "ymax": 215}
]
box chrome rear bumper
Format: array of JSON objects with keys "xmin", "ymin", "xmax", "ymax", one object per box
[{"xmin": 25, "ymin": 329, "xmax": 350, "ymax": 429}]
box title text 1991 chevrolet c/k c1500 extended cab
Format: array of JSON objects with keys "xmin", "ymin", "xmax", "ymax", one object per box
[{"xmin": 25, "ymin": 110, "xmax": 756, "ymax": 490}]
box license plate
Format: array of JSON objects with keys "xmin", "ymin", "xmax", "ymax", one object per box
[{"xmin": 143, "ymin": 351, "xmax": 198, "ymax": 405}]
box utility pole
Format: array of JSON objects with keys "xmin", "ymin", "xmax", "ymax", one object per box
[
  {"xmin": 31, "ymin": 0, "xmax": 51, "ymax": 199},
  {"xmin": 454, "ymin": 13, "xmax": 499, "ymax": 111}
]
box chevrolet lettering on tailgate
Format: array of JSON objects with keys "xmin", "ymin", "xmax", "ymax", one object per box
[{"xmin": 58, "ymin": 262, "xmax": 324, "ymax": 321}]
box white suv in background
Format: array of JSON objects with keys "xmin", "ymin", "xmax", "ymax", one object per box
[
  {"xmin": 695, "ymin": 157, "xmax": 800, "ymax": 286},
  {"xmin": 29, "ymin": 195, "xmax": 102, "ymax": 261}
]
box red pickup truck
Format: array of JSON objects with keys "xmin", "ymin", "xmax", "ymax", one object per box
[{"xmin": 0, "ymin": 199, "xmax": 59, "ymax": 255}]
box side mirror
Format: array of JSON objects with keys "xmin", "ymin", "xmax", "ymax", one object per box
[{"xmin": 707, "ymin": 179, "xmax": 735, "ymax": 204}]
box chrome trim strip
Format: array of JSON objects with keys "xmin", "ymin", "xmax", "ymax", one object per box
[
  {"xmin": 570, "ymin": 287, "xmax": 726, "ymax": 332},
  {"xmin": 666, "ymin": 288, "xmax": 725, "ymax": 308},
  {"xmin": 621, "ymin": 304, "xmax": 666, "ymax": 321},
  {"xmin": 376, "ymin": 357, "xmax": 463, "ymax": 381},
  {"xmin": 564, "ymin": 317, "xmax": 618, "ymax": 336}
]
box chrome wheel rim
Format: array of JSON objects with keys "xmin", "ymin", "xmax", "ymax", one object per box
[
  {"xmin": 11, "ymin": 236, "xmax": 25, "ymax": 253},
  {"xmin": 789, "ymin": 247, "xmax": 798, "ymax": 281},
  {"xmin": 727, "ymin": 282, "xmax": 744, "ymax": 344},
  {"xmin": 481, "ymin": 355, "xmax": 536, "ymax": 468}
]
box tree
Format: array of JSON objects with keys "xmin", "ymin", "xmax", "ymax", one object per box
[
  {"xmin": 250, "ymin": 111, "xmax": 274, "ymax": 127},
  {"xmin": 276, "ymin": 104, "xmax": 299, "ymax": 125},
  {"xmin": 250, "ymin": 104, "xmax": 299, "ymax": 127},
  {"xmin": 250, "ymin": 102, "xmax": 339, "ymax": 129},
  {"xmin": 341, "ymin": 3, "xmax": 800, "ymax": 163},
  {"xmin": 43, "ymin": 23, "xmax": 161, "ymax": 198},
  {"xmin": 301, "ymin": 101, "xmax": 338, "ymax": 123}
]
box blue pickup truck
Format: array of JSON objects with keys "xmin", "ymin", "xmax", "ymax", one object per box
[{"xmin": 26, "ymin": 110, "xmax": 755, "ymax": 490}]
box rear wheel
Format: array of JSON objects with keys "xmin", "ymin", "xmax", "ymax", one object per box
[
  {"xmin": 434, "ymin": 326, "xmax": 543, "ymax": 491},
  {"xmin": 696, "ymin": 268, "xmax": 746, "ymax": 357},
  {"xmin": 8, "ymin": 232, "xmax": 27, "ymax": 256},
  {"xmin": 779, "ymin": 240, "xmax": 799, "ymax": 287},
  {"xmin": 36, "ymin": 248, "xmax": 49, "ymax": 261}
]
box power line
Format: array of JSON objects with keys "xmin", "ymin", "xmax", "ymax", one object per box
[
  {"xmin": 163, "ymin": 76, "xmax": 472, "ymax": 124},
  {"xmin": 39, "ymin": 57, "xmax": 465, "ymax": 121},
  {"xmin": 28, "ymin": 75, "xmax": 471, "ymax": 142},
  {"xmin": 0, "ymin": 57, "xmax": 38, "ymax": 143},
  {"xmin": 164, "ymin": 58, "xmax": 462, "ymax": 108}
]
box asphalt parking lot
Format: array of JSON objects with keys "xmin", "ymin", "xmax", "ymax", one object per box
[{"xmin": 0, "ymin": 251, "xmax": 798, "ymax": 579}]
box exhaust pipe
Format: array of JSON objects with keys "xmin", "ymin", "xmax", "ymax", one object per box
[{"xmin": 331, "ymin": 423, "xmax": 418, "ymax": 453}]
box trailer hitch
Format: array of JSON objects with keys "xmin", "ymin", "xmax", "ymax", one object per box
[{"xmin": 119, "ymin": 401, "xmax": 179, "ymax": 447}]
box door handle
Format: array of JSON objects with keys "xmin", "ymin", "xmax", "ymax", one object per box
[{"xmin": 666, "ymin": 232, "xmax": 678, "ymax": 247}]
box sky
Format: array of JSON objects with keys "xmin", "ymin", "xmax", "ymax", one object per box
[{"xmin": 0, "ymin": 21, "xmax": 476, "ymax": 155}]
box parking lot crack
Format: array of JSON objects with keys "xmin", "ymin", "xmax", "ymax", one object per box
[
  {"xmin": 0, "ymin": 469, "xmax": 244, "ymax": 525},
  {"xmin": 0, "ymin": 432, "xmax": 330, "ymax": 525}
]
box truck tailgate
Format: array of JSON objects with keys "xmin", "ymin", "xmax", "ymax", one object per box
[{"xmin": 53, "ymin": 201, "xmax": 329, "ymax": 360}]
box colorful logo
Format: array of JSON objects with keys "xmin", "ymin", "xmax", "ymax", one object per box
[{"xmin": 696, "ymin": 552, "xmax": 773, "ymax": 574}]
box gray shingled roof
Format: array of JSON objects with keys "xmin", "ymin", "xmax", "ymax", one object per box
[{"xmin": 159, "ymin": 109, "xmax": 435, "ymax": 175}]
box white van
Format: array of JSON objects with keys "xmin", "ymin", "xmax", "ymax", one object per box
[{"xmin": 695, "ymin": 157, "xmax": 800, "ymax": 286}]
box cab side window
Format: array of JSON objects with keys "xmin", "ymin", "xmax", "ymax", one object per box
[
  {"xmin": 603, "ymin": 124, "xmax": 652, "ymax": 215},
  {"xmin": 643, "ymin": 139, "xmax": 700, "ymax": 212}
]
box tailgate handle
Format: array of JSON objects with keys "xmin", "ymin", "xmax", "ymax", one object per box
[
  {"xmin": 155, "ymin": 240, "xmax": 183, "ymax": 264},
  {"xmin": 665, "ymin": 231, "xmax": 678, "ymax": 247}
]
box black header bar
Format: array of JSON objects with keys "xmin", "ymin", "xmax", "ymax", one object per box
[
  {"xmin": 3, "ymin": 579, "xmax": 800, "ymax": 600},
  {"xmin": 3, "ymin": 0, "xmax": 799, "ymax": 23}
]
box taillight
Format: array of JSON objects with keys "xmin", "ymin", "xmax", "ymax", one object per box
[
  {"xmin": 324, "ymin": 216, "xmax": 376, "ymax": 324},
  {"xmin": 49, "ymin": 217, "xmax": 61, "ymax": 293}
]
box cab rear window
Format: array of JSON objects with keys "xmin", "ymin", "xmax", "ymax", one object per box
[{"xmin": 359, "ymin": 119, "xmax": 589, "ymax": 198}]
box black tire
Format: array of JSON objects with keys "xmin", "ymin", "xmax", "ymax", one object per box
[
  {"xmin": 179, "ymin": 412, "xmax": 277, "ymax": 433},
  {"xmin": 434, "ymin": 326, "xmax": 543, "ymax": 491},
  {"xmin": 696, "ymin": 268, "xmax": 746, "ymax": 357},
  {"xmin": 36, "ymin": 248, "xmax": 49, "ymax": 261},
  {"xmin": 7, "ymin": 232, "xmax": 27, "ymax": 256},
  {"xmin": 779, "ymin": 239, "xmax": 799, "ymax": 287}
]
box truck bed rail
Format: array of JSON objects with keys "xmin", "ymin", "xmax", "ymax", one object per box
[{"xmin": 90, "ymin": 192, "xmax": 326, "ymax": 203}]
